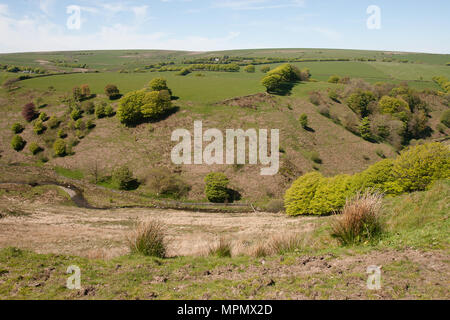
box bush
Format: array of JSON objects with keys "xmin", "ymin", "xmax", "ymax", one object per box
[
  {"xmin": 309, "ymin": 91, "xmax": 321, "ymax": 105},
  {"xmin": 105, "ymin": 105, "xmax": 115, "ymax": 117},
  {"xmin": 378, "ymin": 96, "xmax": 410, "ymax": 121},
  {"xmin": 72, "ymin": 86, "xmax": 82, "ymax": 101},
  {"xmin": 117, "ymin": 90, "xmax": 171, "ymax": 126},
  {"xmin": 146, "ymin": 168, "xmax": 190, "ymax": 199},
  {"xmin": 261, "ymin": 64, "xmax": 301, "ymax": 93},
  {"xmin": 387, "ymin": 142, "xmax": 450, "ymax": 194},
  {"xmin": 149, "ymin": 78, "xmax": 168, "ymax": 91},
  {"xmin": 441, "ymin": 109, "xmax": 450, "ymax": 127},
  {"xmin": 347, "ymin": 90, "xmax": 376, "ymax": 117},
  {"xmin": 11, "ymin": 135, "xmax": 26, "ymax": 151},
  {"xmin": 359, "ymin": 117, "xmax": 373, "ymax": 141},
  {"xmin": 264, "ymin": 199, "xmax": 285, "ymax": 213},
  {"xmin": 260, "ymin": 65, "xmax": 270, "ymax": 73},
  {"xmin": 127, "ymin": 220, "xmax": 166, "ymax": 258},
  {"xmin": 299, "ymin": 114, "xmax": 308, "ymax": 128},
  {"xmin": 309, "ymin": 174, "xmax": 354, "ymax": 215},
  {"xmin": 57, "ymin": 129, "xmax": 67, "ymax": 138},
  {"xmin": 328, "ymin": 90, "xmax": 339, "ymax": 102},
  {"xmin": 352, "ymin": 159, "xmax": 395, "ymax": 192},
  {"xmin": 318, "ymin": 105, "xmax": 330, "ymax": 118},
  {"xmin": 80, "ymin": 84, "xmax": 91, "ymax": 99},
  {"xmin": 22, "ymin": 103, "xmax": 38, "ymax": 122},
  {"xmin": 74, "ymin": 119, "xmax": 85, "ymax": 130},
  {"xmin": 244, "ymin": 65, "xmax": 255, "ymax": 73},
  {"xmin": 11, "ymin": 122, "xmax": 24, "ymax": 134},
  {"xmin": 47, "ymin": 116, "xmax": 60, "ymax": 129},
  {"xmin": 95, "ymin": 103, "xmax": 106, "ymax": 118},
  {"xmin": 284, "ymin": 172, "xmax": 323, "ymax": 216},
  {"xmin": 28, "ymin": 142, "xmax": 42, "ymax": 155},
  {"xmin": 208, "ymin": 238, "xmax": 232, "ymax": 257},
  {"xmin": 33, "ymin": 120, "xmax": 46, "ymax": 135},
  {"xmin": 331, "ymin": 192, "xmax": 383, "ymax": 245},
  {"xmin": 112, "ymin": 165, "xmax": 136, "ymax": 190},
  {"xmin": 205, "ymin": 172, "xmax": 230, "ymax": 203},
  {"xmin": 53, "ymin": 139, "xmax": 67, "ymax": 157},
  {"xmin": 70, "ymin": 108, "xmax": 82, "ymax": 121},
  {"xmin": 176, "ymin": 68, "xmax": 191, "ymax": 76},
  {"xmin": 105, "ymin": 84, "xmax": 120, "ymax": 100},
  {"xmin": 38, "ymin": 112, "xmax": 48, "ymax": 121},
  {"xmin": 81, "ymin": 101, "xmax": 95, "ymax": 114},
  {"xmin": 328, "ymin": 75, "xmax": 340, "ymax": 83}
]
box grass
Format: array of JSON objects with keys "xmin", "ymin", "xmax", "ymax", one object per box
[
  {"xmin": 127, "ymin": 220, "xmax": 167, "ymax": 258},
  {"xmin": 54, "ymin": 166, "xmax": 84, "ymax": 180}
]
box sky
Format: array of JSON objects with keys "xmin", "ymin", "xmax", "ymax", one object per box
[{"xmin": 0, "ymin": 0, "xmax": 449, "ymax": 54}]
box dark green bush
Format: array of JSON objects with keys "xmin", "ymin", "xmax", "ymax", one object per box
[
  {"xmin": 11, "ymin": 135, "xmax": 26, "ymax": 151},
  {"xmin": 112, "ymin": 165, "xmax": 137, "ymax": 190},
  {"xmin": 11, "ymin": 122, "xmax": 24, "ymax": 134}
]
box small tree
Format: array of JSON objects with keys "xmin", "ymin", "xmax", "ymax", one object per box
[
  {"xmin": 22, "ymin": 103, "xmax": 38, "ymax": 122},
  {"xmin": 105, "ymin": 84, "xmax": 120, "ymax": 100},
  {"xmin": 70, "ymin": 108, "xmax": 82, "ymax": 121},
  {"xmin": 81, "ymin": 101, "xmax": 95, "ymax": 114},
  {"xmin": 112, "ymin": 165, "xmax": 136, "ymax": 190},
  {"xmin": 299, "ymin": 114, "xmax": 308, "ymax": 129},
  {"xmin": 105, "ymin": 105, "xmax": 115, "ymax": 117},
  {"xmin": 441, "ymin": 109, "xmax": 450, "ymax": 127},
  {"xmin": 347, "ymin": 90, "xmax": 376, "ymax": 118},
  {"xmin": 11, "ymin": 122, "xmax": 24, "ymax": 134},
  {"xmin": 11, "ymin": 135, "xmax": 26, "ymax": 151},
  {"xmin": 204, "ymin": 172, "xmax": 230, "ymax": 203},
  {"xmin": 260, "ymin": 65, "xmax": 270, "ymax": 73},
  {"xmin": 149, "ymin": 78, "xmax": 168, "ymax": 91},
  {"xmin": 261, "ymin": 74, "xmax": 282, "ymax": 93},
  {"xmin": 53, "ymin": 139, "xmax": 67, "ymax": 157},
  {"xmin": 72, "ymin": 86, "xmax": 82, "ymax": 102},
  {"xmin": 244, "ymin": 65, "xmax": 256, "ymax": 73},
  {"xmin": 359, "ymin": 117, "xmax": 373, "ymax": 141},
  {"xmin": 29, "ymin": 142, "xmax": 43, "ymax": 155},
  {"xmin": 95, "ymin": 103, "xmax": 106, "ymax": 119},
  {"xmin": 80, "ymin": 84, "xmax": 91, "ymax": 99},
  {"xmin": 33, "ymin": 120, "xmax": 46, "ymax": 135},
  {"xmin": 328, "ymin": 75, "xmax": 340, "ymax": 83}
]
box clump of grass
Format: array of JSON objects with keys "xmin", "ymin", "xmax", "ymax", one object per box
[
  {"xmin": 269, "ymin": 234, "xmax": 305, "ymax": 254},
  {"xmin": 331, "ymin": 192, "xmax": 384, "ymax": 246},
  {"xmin": 208, "ymin": 238, "xmax": 232, "ymax": 257},
  {"xmin": 127, "ymin": 220, "xmax": 167, "ymax": 258}
]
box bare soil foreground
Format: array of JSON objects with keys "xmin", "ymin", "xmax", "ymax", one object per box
[{"xmin": 0, "ymin": 181, "xmax": 448, "ymax": 299}]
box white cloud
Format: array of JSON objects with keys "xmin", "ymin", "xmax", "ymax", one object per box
[
  {"xmin": 215, "ymin": 0, "xmax": 305, "ymax": 10},
  {"xmin": 0, "ymin": 3, "xmax": 9, "ymax": 16},
  {"xmin": 39, "ymin": 0, "xmax": 54, "ymax": 15}
]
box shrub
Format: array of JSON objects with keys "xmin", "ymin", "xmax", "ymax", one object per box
[
  {"xmin": 146, "ymin": 168, "xmax": 190, "ymax": 199},
  {"xmin": 86, "ymin": 119, "xmax": 95, "ymax": 129},
  {"xmin": 205, "ymin": 172, "xmax": 230, "ymax": 203},
  {"xmin": 176, "ymin": 68, "xmax": 191, "ymax": 76},
  {"xmin": 80, "ymin": 84, "xmax": 91, "ymax": 99},
  {"xmin": 261, "ymin": 73, "xmax": 283, "ymax": 93},
  {"xmin": 318, "ymin": 105, "xmax": 330, "ymax": 118},
  {"xmin": 331, "ymin": 192, "xmax": 383, "ymax": 246},
  {"xmin": 104, "ymin": 105, "xmax": 115, "ymax": 117},
  {"xmin": 299, "ymin": 114, "xmax": 308, "ymax": 128},
  {"xmin": 74, "ymin": 119, "xmax": 85, "ymax": 130},
  {"xmin": 70, "ymin": 108, "xmax": 82, "ymax": 121},
  {"xmin": 22, "ymin": 103, "xmax": 38, "ymax": 122},
  {"xmin": 57, "ymin": 129, "xmax": 67, "ymax": 138},
  {"xmin": 309, "ymin": 91, "xmax": 321, "ymax": 105},
  {"xmin": 29, "ymin": 142, "xmax": 42, "ymax": 155},
  {"xmin": 208, "ymin": 238, "xmax": 232, "ymax": 257},
  {"xmin": 347, "ymin": 90, "xmax": 376, "ymax": 117},
  {"xmin": 261, "ymin": 64, "xmax": 301, "ymax": 92},
  {"xmin": 38, "ymin": 112, "xmax": 48, "ymax": 121},
  {"xmin": 47, "ymin": 116, "xmax": 60, "ymax": 129},
  {"xmin": 33, "ymin": 120, "xmax": 46, "ymax": 135},
  {"xmin": 244, "ymin": 65, "xmax": 255, "ymax": 73},
  {"xmin": 264, "ymin": 199, "xmax": 285, "ymax": 213},
  {"xmin": 260, "ymin": 65, "xmax": 270, "ymax": 73},
  {"xmin": 127, "ymin": 220, "xmax": 166, "ymax": 258},
  {"xmin": 441, "ymin": 109, "xmax": 450, "ymax": 127},
  {"xmin": 112, "ymin": 165, "xmax": 136, "ymax": 190},
  {"xmin": 118, "ymin": 90, "xmax": 171, "ymax": 126},
  {"xmin": 388, "ymin": 142, "xmax": 450, "ymax": 194},
  {"xmin": 359, "ymin": 117, "xmax": 373, "ymax": 141},
  {"xmin": 11, "ymin": 122, "xmax": 24, "ymax": 134},
  {"xmin": 105, "ymin": 84, "xmax": 120, "ymax": 100},
  {"xmin": 95, "ymin": 103, "xmax": 106, "ymax": 118},
  {"xmin": 328, "ymin": 75, "xmax": 340, "ymax": 83},
  {"xmin": 284, "ymin": 172, "xmax": 323, "ymax": 216},
  {"xmin": 149, "ymin": 78, "xmax": 168, "ymax": 91},
  {"xmin": 81, "ymin": 101, "xmax": 95, "ymax": 114},
  {"xmin": 11, "ymin": 135, "xmax": 26, "ymax": 151},
  {"xmin": 328, "ymin": 90, "xmax": 339, "ymax": 102},
  {"xmin": 378, "ymin": 96, "xmax": 410, "ymax": 121},
  {"xmin": 352, "ymin": 158, "xmax": 395, "ymax": 192},
  {"xmin": 72, "ymin": 86, "xmax": 82, "ymax": 101},
  {"xmin": 53, "ymin": 139, "xmax": 67, "ymax": 157},
  {"xmin": 309, "ymin": 175, "xmax": 354, "ymax": 215}
]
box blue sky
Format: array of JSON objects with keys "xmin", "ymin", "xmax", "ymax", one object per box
[{"xmin": 0, "ymin": 0, "xmax": 449, "ymax": 53}]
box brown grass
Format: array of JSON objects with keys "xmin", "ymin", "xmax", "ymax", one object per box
[
  {"xmin": 331, "ymin": 192, "xmax": 383, "ymax": 245},
  {"xmin": 127, "ymin": 219, "xmax": 167, "ymax": 258}
]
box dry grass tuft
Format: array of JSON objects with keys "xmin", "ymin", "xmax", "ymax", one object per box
[
  {"xmin": 331, "ymin": 192, "xmax": 384, "ymax": 245},
  {"xmin": 208, "ymin": 238, "xmax": 232, "ymax": 257},
  {"xmin": 127, "ymin": 219, "xmax": 167, "ymax": 258}
]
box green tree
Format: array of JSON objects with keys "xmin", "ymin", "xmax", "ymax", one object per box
[
  {"xmin": 112, "ymin": 166, "xmax": 136, "ymax": 190},
  {"xmin": 347, "ymin": 90, "xmax": 376, "ymax": 118},
  {"xmin": 53, "ymin": 139, "xmax": 66, "ymax": 157},
  {"xmin": 149, "ymin": 78, "xmax": 168, "ymax": 91},
  {"xmin": 105, "ymin": 84, "xmax": 120, "ymax": 100},
  {"xmin": 260, "ymin": 65, "xmax": 270, "ymax": 73},
  {"xmin": 204, "ymin": 172, "xmax": 230, "ymax": 203},
  {"xmin": 299, "ymin": 114, "xmax": 308, "ymax": 128},
  {"xmin": 244, "ymin": 65, "xmax": 255, "ymax": 73},
  {"xmin": 11, "ymin": 122, "xmax": 24, "ymax": 134},
  {"xmin": 11, "ymin": 135, "xmax": 26, "ymax": 151},
  {"xmin": 378, "ymin": 96, "xmax": 410, "ymax": 121},
  {"xmin": 359, "ymin": 117, "xmax": 373, "ymax": 141},
  {"xmin": 328, "ymin": 75, "xmax": 340, "ymax": 83}
]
